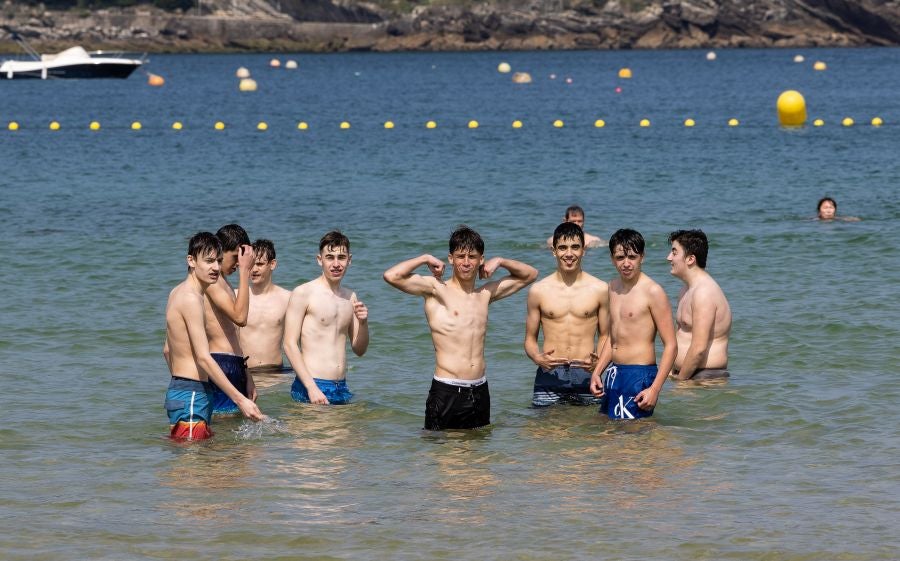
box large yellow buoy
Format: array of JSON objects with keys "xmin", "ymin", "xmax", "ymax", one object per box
[
  {"xmin": 426, "ymin": 120, "xmax": 437, "ymax": 129},
  {"xmin": 257, "ymin": 122, "xmax": 268, "ymax": 131},
  {"xmin": 384, "ymin": 121, "xmax": 394, "ymax": 129},
  {"xmin": 214, "ymin": 121, "xmax": 225, "ymax": 130},
  {"xmin": 594, "ymin": 119, "xmax": 606, "ymax": 128},
  {"xmin": 8, "ymin": 121, "xmax": 19, "ymax": 131},
  {"xmin": 871, "ymin": 117, "xmax": 884, "ymax": 127},
  {"xmin": 728, "ymin": 118, "xmax": 740, "ymax": 127},
  {"xmin": 553, "ymin": 119, "xmax": 564, "ymax": 128},
  {"xmin": 842, "ymin": 117, "xmax": 854, "ymax": 127},
  {"xmin": 131, "ymin": 121, "xmax": 142, "ymax": 130},
  {"xmin": 512, "ymin": 120, "xmax": 523, "ymax": 129},
  {"xmin": 813, "ymin": 61, "xmax": 827, "ymax": 71},
  {"xmin": 285, "ymin": 60, "xmax": 298, "ymax": 70},
  {"xmin": 172, "ymin": 121, "xmax": 183, "ymax": 130},
  {"xmin": 497, "ymin": 62, "xmax": 511, "ymax": 73},
  {"xmin": 813, "ymin": 119, "xmax": 825, "ymax": 127},
  {"xmin": 777, "ymin": 90, "xmax": 807, "ymax": 126},
  {"xmin": 468, "ymin": 120, "xmax": 479, "ymax": 129},
  {"xmin": 239, "ymin": 78, "xmax": 258, "ymax": 92},
  {"xmin": 684, "ymin": 118, "xmax": 696, "ymax": 127},
  {"xmin": 639, "ymin": 118, "xmax": 650, "ymax": 127},
  {"xmin": 90, "ymin": 121, "xmax": 101, "ymax": 131},
  {"xmin": 49, "ymin": 121, "xmax": 61, "ymax": 131},
  {"xmin": 297, "ymin": 122, "xmax": 309, "ymax": 130},
  {"xmin": 340, "ymin": 121, "xmax": 351, "ymax": 130},
  {"xmin": 618, "ymin": 68, "xmax": 632, "ymax": 79}
]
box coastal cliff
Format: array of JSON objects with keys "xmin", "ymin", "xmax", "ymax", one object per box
[{"xmin": 2, "ymin": 0, "xmax": 900, "ymax": 53}]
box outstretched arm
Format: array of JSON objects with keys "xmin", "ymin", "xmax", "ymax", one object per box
[
  {"xmin": 383, "ymin": 254, "xmax": 444, "ymax": 296},
  {"xmin": 282, "ymin": 288, "xmax": 329, "ymax": 404},
  {"xmin": 481, "ymin": 257, "xmax": 538, "ymax": 302},
  {"xmin": 207, "ymin": 244, "xmax": 254, "ymax": 326}
]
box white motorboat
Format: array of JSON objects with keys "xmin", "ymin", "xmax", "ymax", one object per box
[{"xmin": 1, "ymin": 33, "xmax": 143, "ymax": 80}]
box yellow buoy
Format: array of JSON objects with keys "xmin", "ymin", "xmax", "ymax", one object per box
[
  {"xmin": 728, "ymin": 118, "xmax": 740, "ymax": 127},
  {"xmin": 426, "ymin": 120, "xmax": 437, "ymax": 129},
  {"xmin": 684, "ymin": 118, "xmax": 696, "ymax": 127},
  {"xmin": 497, "ymin": 62, "xmax": 511, "ymax": 73},
  {"xmin": 239, "ymin": 78, "xmax": 258, "ymax": 92},
  {"xmin": 214, "ymin": 121, "xmax": 225, "ymax": 130},
  {"xmin": 813, "ymin": 61, "xmax": 827, "ymax": 71},
  {"xmin": 813, "ymin": 119, "xmax": 825, "ymax": 127},
  {"xmin": 468, "ymin": 120, "xmax": 479, "ymax": 129},
  {"xmin": 639, "ymin": 119, "xmax": 650, "ymax": 127},
  {"xmin": 257, "ymin": 122, "xmax": 268, "ymax": 131},
  {"xmin": 285, "ymin": 60, "xmax": 298, "ymax": 70},
  {"xmin": 172, "ymin": 121, "xmax": 183, "ymax": 130},
  {"xmin": 131, "ymin": 121, "xmax": 142, "ymax": 130},
  {"xmin": 340, "ymin": 121, "xmax": 351, "ymax": 129},
  {"xmin": 8, "ymin": 121, "xmax": 19, "ymax": 131},
  {"xmin": 384, "ymin": 121, "xmax": 394, "ymax": 129},
  {"xmin": 842, "ymin": 117, "xmax": 854, "ymax": 127},
  {"xmin": 618, "ymin": 68, "xmax": 632, "ymax": 79},
  {"xmin": 553, "ymin": 119, "xmax": 564, "ymax": 128},
  {"xmin": 49, "ymin": 121, "xmax": 60, "ymax": 131},
  {"xmin": 594, "ymin": 119, "xmax": 606, "ymax": 128},
  {"xmin": 777, "ymin": 90, "xmax": 807, "ymax": 126},
  {"xmin": 871, "ymin": 117, "xmax": 884, "ymax": 127},
  {"xmin": 90, "ymin": 121, "xmax": 101, "ymax": 131},
  {"xmin": 147, "ymin": 73, "xmax": 165, "ymax": 87},
  {"xmin": 298, "ymin": 122, "xmax": 309, "ymax": 130},
  {"xmin": 512, "ymin": 120, "xmax": 523, "ymax": 129}
]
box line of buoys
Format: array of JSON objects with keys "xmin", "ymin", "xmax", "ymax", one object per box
[{"xmin": 5, "ymin": 118, "xmax": 890, "ymax": 132}]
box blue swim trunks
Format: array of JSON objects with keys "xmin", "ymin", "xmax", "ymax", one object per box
[
  {"xmin": 210, "ymin": 353, "xmax": 249, "ymax": 415},
  {"xmin": 164, "ymin": 376, "xmax": 215, "ymax": 440},
  {"xmin": 291, "ymin": 377, "xmax": 353, "ymax": 405},
  {"xmin": 600, "ymin": 363, "xmax": 657, "ymax": 420},
  {"xmin": 532, "ymin": 365, "xmax": 601, "ymax": 407}
]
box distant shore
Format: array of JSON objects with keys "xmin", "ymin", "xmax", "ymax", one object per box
[{"xmin": 2, "ymin": 2, "xmax": 899, "ymax": 55}]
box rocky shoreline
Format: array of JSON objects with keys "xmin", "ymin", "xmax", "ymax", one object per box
[{"xmin": 2, "ymin": 0, "xmax": 899, "ymax": 54}]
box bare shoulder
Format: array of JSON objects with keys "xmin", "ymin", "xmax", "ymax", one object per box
[
  {"xmin": 581, "ymin": 271, "xmax": 608, "ymax": 290},
  {"xmin": 642, "ymin": 274, "xmax": 668, "ymax": 298}
]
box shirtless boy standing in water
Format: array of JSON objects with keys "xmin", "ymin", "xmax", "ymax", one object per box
[
  {"xmin": 526, "ymin": 222, "xmax": 609, "ymax": 406},
  {"xmin": 590, "ymin": 229, "xmax": 676, "ymax": 420},
  {"xmin": 384, "ymin": 226, "xmax": 537, "ymax": 430},
  {"xmin": 240, "ymin": 239, "xmax": 291, "ymax": 372},
  {"xmin": 283, "ymin": 231, "xmax": 369, "ymax": 405},
  {"xmin": 164, "ymin": 232, "xmax": 263, "ymax": 440},
  {"xmin": 205, "ymin": 224, "xmax": 257, "ymax": 414},
  {"xmin": 667, "ymin": 229, "xmax": 732, "ymax": 381}
]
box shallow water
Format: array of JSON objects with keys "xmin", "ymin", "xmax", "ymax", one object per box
[{"xmin": 1, "ymin": 48, "xmax": 899, "ymax": 560}]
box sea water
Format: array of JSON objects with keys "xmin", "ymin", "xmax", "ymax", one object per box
[{"xmin": 1, "ymin": 48, "xmax": 898, "ymax": 560}]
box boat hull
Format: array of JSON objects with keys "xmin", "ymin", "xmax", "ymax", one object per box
[{"xmin": 0, "ymin": 61, "xmax": 141, "ymax": 80}]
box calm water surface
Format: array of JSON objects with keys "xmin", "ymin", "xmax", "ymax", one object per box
[{"xmin": 1, "ymin": 48, "xmax": 899, "ymax": 560}]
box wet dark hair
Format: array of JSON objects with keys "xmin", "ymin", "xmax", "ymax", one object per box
[
  {"xmin": 216, "ymin": 224, "xmax": 250, "ymax": 252},
  {"xmin": 668, "ymin": 229, "xmax": 708, "ymax": 269},
  {"xmin": 187, "ymin": 232, "xmax": 222, "ymax": 271},
  {"xmin": 252, "ymin": 239, "xmax": 276, "ymax": 262},
  {"xmin": 319, "ymin": 230, "xmax": 350, "ymax": 253},
  {"xmin": 817, "ymin": 197, "xmax": 837, "ymax": 212},
  {"xmin": 552, "ymin": 222, "xmax": 585, "ymax": 248},
  {"xmin": 608, "ymin": 228, "xmax": 644, "ymax": 256},
  {"xmin": 449, "ymin": 225, "xmax": 484, "ymax": 255},
  {"xmin": 565, "ymin": 205, "xmax": 585, "ymax": 220}
]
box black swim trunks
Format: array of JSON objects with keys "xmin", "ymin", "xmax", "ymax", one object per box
[{"xmin": 424, "ymin": 377, "xmax": 490, "ymax": 431}]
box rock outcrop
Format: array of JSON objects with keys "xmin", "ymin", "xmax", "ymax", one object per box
[{"xmin": 1, "ymin": 0, "xmax": 899, "ymax": 53}]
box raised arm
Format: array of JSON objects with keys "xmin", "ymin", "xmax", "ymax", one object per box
[
  {"xmin": 282, "ymin": 287, "xmax": 328, "ymax": 404},
  {"xmin": 349, "ymin": 292, "xmax": 369, "ymax": 357},
  {"xmin": 673, "ymin": 289, "xmax": 715, "ymax": 380},
  {"xmin": 481, "ymin": 257, "xmax": 538, "ymax": 302},
  {"xmin": 208, "ymin": 244, "xmax": 253, "ymax": 326},
  {"xmin": 383, "ymin": 254, "xmax": 444, "ymax": 296},
  {"xmin": 183, "ymin": 294, "xmax": 262, "ymax": 421}
]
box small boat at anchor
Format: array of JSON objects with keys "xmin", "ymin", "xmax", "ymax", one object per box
[{"xmin": 0, "ymin": 31, "xmax": 143, "ymax": 80}]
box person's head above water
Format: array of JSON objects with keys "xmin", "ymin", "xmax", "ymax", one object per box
[
  {"xmin": 449, "ymin": 225, "xmax": 484, "ymax": 255},
  {"xmin": 817, "ymin": 197, "xmax": 837, "ymax": 220},
  {"xmin": 564, "ymin": 205, "xmax": 586, "ymax": 229}
]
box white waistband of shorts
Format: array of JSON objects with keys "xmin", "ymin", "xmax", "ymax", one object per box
[{"xmin": 433, "ymin": 375, "xmax": 486, "ymax": 387}]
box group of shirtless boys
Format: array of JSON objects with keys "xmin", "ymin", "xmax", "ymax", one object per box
[{"xmin": 163, "ymin": 207, "xmax": 731, "ymax": 440}]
